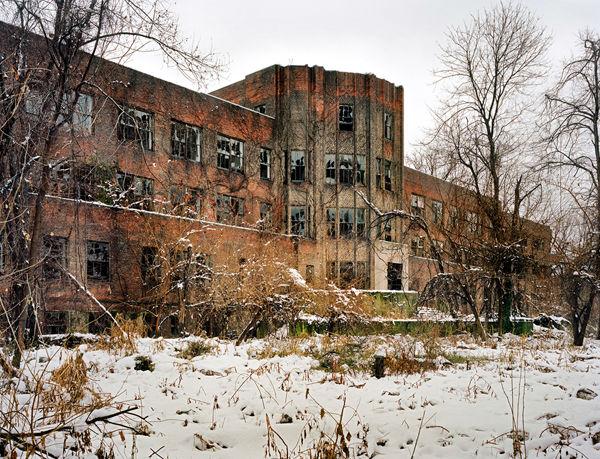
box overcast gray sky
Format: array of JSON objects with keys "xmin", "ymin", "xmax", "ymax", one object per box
[{"xmin": 128, "ymin": 0, "xmax": 600, "ymax": 156}]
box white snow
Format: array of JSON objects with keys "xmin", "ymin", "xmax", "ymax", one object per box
[{"xmin": 3, "ymin": 330, "xmax": 600, "ymax": 458}]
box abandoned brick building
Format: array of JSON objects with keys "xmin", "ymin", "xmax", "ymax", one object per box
[{"xmin": 0, "ymin": 22, "xmax": 552, "ymax": 334}]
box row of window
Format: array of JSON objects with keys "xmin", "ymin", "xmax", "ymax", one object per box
[
  {"xmin": 37, "ymin": 237, "xmax": 110, "ymax": 281},
  {"xmin": 325, "ymin": 154, "xmax": 366, "ymax": 185},
  {"xmin": 26, "ymin": 92, "xmax": 396, "ymax": 187},
  {"xmin": 338, "ymin": 104, "xmax": 395, "ymax": 141},
  {"xmin": 410, "ymin": 193, "xmax": 483, "ymax": 234},
  {"xmin": 327, "ymin": 208, "xmax": 366, "ymax": 238},
  {"xmin": 36, "ymin": 235, "xmax": 379, "ymax": 292},
  {"xmin": 45, "ymin": 96, "xmax": 394, "ymax": 189},
  {"xmin": 40, "ymin": 236, "xmax": 213, "ymax": 287}
]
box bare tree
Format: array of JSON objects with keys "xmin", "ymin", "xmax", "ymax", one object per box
[
  {"xmin": 420, "ymin": 2, "xmax": 551, "ymax": 332},
  {"xmin": 0, "ymin": 0, "xmax": 222, "ymax": 368},
  {"xmin": 544, "ymin": 31, "xmax": 600, "ymax": 345}
]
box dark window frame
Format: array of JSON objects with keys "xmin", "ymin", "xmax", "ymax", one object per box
[
  {"xmin": 260, "ymin": 147, "xmax": 272, "ymax": 180},
  {"xmin": 410, "ymin": 194, "xmax": 425, "ymax": 217},
  {"xmin": 432, "ymin": 200, "xmax": 444, "ymax": 225},
  {"xmin": 384, "ymin": 160, "xmax": 393, "ymax": 191},
  {"xmin": 216, "ymin": 194, "xmax": 244, "ymax": 225},
  {"xmin": 116, "ymin": 171, "xmax": 154, "ymax": 210},
  {"xmin": 384, "ymin": 112, "xmax": 393, "ymax": 140},
  {"xmin": 217, "ymin": 134, "xmax": 244, "ymax": 174},
  {"xmin": 86, "ymin": 240, "xmax": 110, "ymax": 281},
  {"xmin": 259, "ymin": 202, "xmax": 272, "ymax": 227},
  {"xmin": 338, "ymin": 104, "xmax": 354, "ymax": 131},
  {"xmin": 117, "ymin": 105, "xmax": 154, "ymax": 150},
  {"xmin": 141, "ymin": 246, "xmax": 160, "ymax": 290},
  {"xmin": 290, "ymin": 150, "xmax": 306, "ymax": 182},
  {"xmin": 290, "ymin": 206, "xmax": 308, "ymax": 236},
  {"xmin": 171, "ymin": 120, "xmax": 201, "ymax": 162},
  {"xmin": 42, "ymin": 235, "xmax": 68, "ymax": 280}
]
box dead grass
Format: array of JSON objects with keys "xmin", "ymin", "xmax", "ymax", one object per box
[
  {"xmin": 93, "ymin": 315, "xmax": 145, "ymax": 355},
  {"xmin": 51, "ymin": 352, "xmax": 89, "ymax": 403}
]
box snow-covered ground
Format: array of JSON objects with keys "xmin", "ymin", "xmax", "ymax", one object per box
[{"xmin": 4, "ymin": 329, "xmax": 600, "ymax": 458}]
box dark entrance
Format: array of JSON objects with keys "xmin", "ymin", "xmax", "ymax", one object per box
[{"xmin": 387, "ymin": 262, "xmax": 403, "ymax": 290}]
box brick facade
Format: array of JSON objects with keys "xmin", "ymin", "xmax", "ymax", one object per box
[{"xmin": 0, "ymin": 23, "xmax": 552, "ymax": 333}]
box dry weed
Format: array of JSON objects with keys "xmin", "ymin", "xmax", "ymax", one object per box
[
  {"xmin": 93, "ymin": 315, "xmax": 145, "ymax": 355},
  {"xmin": 51, "ymin": 352, "xmax": 89, "ymax": 403}
]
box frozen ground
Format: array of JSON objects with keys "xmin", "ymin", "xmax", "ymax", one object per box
[{"xmin": 3, "ymin": 328, "xmax": 600, "ymax": 458}]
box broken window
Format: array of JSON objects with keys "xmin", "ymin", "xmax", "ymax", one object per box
[
  {"xmin": 325, "ymin": 154, "xmax": 336, "ymax": 184},
  {"xmin": 45, "ymin": 311, "xmax": 68, "ymax": 335},
  {"xmin": 216, "ymin": 194, "xmax": 244, "ymax": 225},
  {"xmin": 376, "ymin": 158, "xmax": 382, "ymax": 188},
  {"xmin": 58, "ymin": 93, "xmax": 93, "ymax": 132},
  {"xmin": 378, "ymin": 220, "xmax": 393, "ymax": 242},
  {"xmin": 339, "ymin": 208, "xmax": 354, "ymax": 238},
  {"xmin": 328, "ymin": 208, "xmax": 365, "ymax": 238},
  {"xmin": 117, "ymin": 105, "xmax": 154, "ymax": 150},
  {"xmin": 260, "ymin": 148, "xmax": 272, "ymax": 180},
  {"xmin": 171, "ymin": 121, "xmax": 201, "ymax": 162},
  {"xmin": 43, "ymin": 235, "xmax": 67, "ymax": 280},
  {"xmin": 410, "ymin": 194, "xmax": 425, "ymax": 217},
  {"xmin": 355, "ymin": 155, "xmax": 366, "ymax": 185},
  {"xmin": 466, "ymin": 211, "xmax": 482, "ymax": 235},
  {"xmin": 70, "ymin": 164, "xmax": 114, "ymax": 202},
  {"xmin": 329, "ymin": 154, "xmax": 365, "ymax": 186},
  {"xmin": 327, "ymin": 208, "xmax": 336, "ymax": 237},
  {"xmin": 87, "ymin": 240, "xmax": 109, "ymax": 281},
  {"xmin": 217, "ymin": 134, "xmax": 244, "ymax": 173},
  {"xmin": 432, "ymin": 200, "xmax": 443, "ymax": 225},
  {"xmin": 255, "ymin": 104, "xmax": 266, "ymax": 114},
  {"xmin": 49, "ymin": 163, "xmax": 72, "ymax": 197},
  {"xmin": 450, "ymin": 207, "xmax": 460, "ymax": 229},
  {"xmin": 141, "ymin": 246, "xmax": 160, "ymax": 290},
  {"xmin": 384, "ymin": 160, "xmax": 393, "ymax": 191},
  {"xmin": 170, "ymin": 247, "xmax": 191, "ymax": 289},
  {"xmin": 384, "ymin": 112, "xmax": 393, "ymax": 140},
  {"xmin": 340, "ymin": 261, "xmax": 354, "ymax": 287},
  {"xmin": 290, "ymin": 150, "xmax": 306, "ymax": 182},
  {"xmin": 170, "ymin": 186, "xmax": 202, "ymax": 218},
  {"xmin": 73, "ymin": 93, "xmax": 93, "ymax": 131},
  {"xmin": 339, "ymin": 104, "xmax": 354, "ymax": 131},
  {"xmin": 410, "ymin": 236, "xmax": 425, "ymax": 257},
  {"xmin": 356, "ymin": 208, "xmax": 366, "ymax": 238},
  {"xmin": 290, "ymin": 206, "xmax": 307, "ymax": 236},
  {"xmin": 116, "ymin": 172, "xmax": 154, "ymax": 210},
  {"xmin": 259, "ymin": 202, "xmax": 272, "ymax": 227},
  {"xmin": 338, "ymin": 155, "xmax": 354, "ymax": 185}
]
